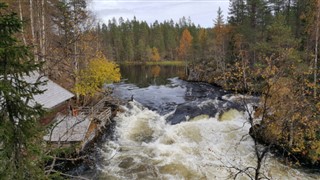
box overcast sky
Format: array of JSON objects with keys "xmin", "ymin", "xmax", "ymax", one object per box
[{"xmin": 89, "ymin": 0, "xmax": 230, "ymax": 28}]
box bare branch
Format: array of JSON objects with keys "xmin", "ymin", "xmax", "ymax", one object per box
[{"xmin": 46, "ymin": 170, "xmax": 90, "ymax": 180}]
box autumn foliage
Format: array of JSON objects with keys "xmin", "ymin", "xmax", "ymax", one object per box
[
  {"xmin": 178, "ymin": 28, "xmax": 193, "ymax": 60},
  {"xmin": 74, "ymin": 53, "xmax": 121, "ymax": 97},
  {"xmin": 151, "ymin": 47, "xmax": 161, "ymax": 61},
  {"xmin": 186, "ymin": 3, "xmax": 320, "ymax": 165}
]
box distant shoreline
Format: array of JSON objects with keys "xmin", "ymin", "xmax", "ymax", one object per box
[{"xmin": 117, "ymin": 60, "xmax": 185, "ymax": 66}]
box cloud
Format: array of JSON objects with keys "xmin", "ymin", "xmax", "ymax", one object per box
[
  {"xmin": 96, "ymin": 8, "xmax": 134, "ymax": 16},
  {"xmin": 89, "ymin": 0, "xmax": 229, "ymax": 27}
]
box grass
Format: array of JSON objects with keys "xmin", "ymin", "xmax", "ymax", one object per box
[
  {"xmin": 146, "ymin": 60, "xmax": 185, "ymax": 66},
  {"xmin": 119, "ymin": 60, "xmax": 185, "ymax": 66}
]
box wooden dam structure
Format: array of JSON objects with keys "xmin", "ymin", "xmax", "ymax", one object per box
[{"xmin": 44, "ymin": 96, "xmax": 114, "ymax": 151}]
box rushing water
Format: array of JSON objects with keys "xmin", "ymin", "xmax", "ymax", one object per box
[{"xmin": 80, "ymin": 64, "xmax": 319, "ymax": 179}]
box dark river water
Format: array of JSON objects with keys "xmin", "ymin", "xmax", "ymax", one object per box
[
  {"xmin": 74, "ymin": 64, "xmax": 319, "ymax": 179},
  {"xmin": 119, "ymin": 64, "xmax": 185, "ymax": 88}
]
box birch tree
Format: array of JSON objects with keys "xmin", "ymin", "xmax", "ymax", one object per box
[{"xmin": 29, "ymin": 0, "xmax": 38, "ymax": 62}]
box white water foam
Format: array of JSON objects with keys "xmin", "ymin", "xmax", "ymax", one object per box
[{"xmin": 98, "ymin": 100, "xmax": 319, "ymax": 180}]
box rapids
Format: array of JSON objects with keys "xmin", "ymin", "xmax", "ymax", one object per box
[{"xmin": 93, "ymin": 77, "xmax": 319, "ymax": 179}]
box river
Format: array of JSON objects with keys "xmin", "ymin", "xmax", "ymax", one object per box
[{"xmin": 78, "ymin": 64, "xmax": 319, "ymax": 179}]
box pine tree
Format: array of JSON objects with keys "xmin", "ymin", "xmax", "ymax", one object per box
[
  {"xmin": 215, "ymin": 7, "xmax": 224, "ymax": 27},
  {"xmin": 198, "ymin": 28, "xmax": 210, "ymax": 61},
  {"xmin": 228, "ymin": 0, "xmax": 246, "ymax": 25},
  {"xmin": 213, "ymin": 7, "xmax": 229, "ymax": 81},
  {"xmin": 122, "ymin": 20, "xmax": 134, "ymax": 61},
  {"xmin": 0, "ymin": 3, "xmax": 46, "ymax": 179},
  {"xmin": 110, "ymin": 18, "xmax": 123, "ymax": 61},
  {"xmin": 151, "ymin": 20, "xmax": 165, "ymax": 58},
  {"xmin": 255, "ymin": 14, "xmax": 300, "ymax": 69},
  {"xmin": 163, "ymin": 21, "xmax": 178, "ymax": 60}
]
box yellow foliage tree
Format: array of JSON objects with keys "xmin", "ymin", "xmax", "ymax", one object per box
[
  {"xmin": 74, "ymin": 54, "xmax": 121, "ymax": 97},
  {"xmin": 151, "ymin": 47, "xmax": 161, "ymax": 61}
]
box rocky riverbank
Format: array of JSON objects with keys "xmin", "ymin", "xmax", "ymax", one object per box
[{"xmin": 187, "ymin": 65, "xmax": 320, "ymax": 169}]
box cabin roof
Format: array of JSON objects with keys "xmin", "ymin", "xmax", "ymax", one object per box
[
  {"xmin": 24, "ymin": 72, "xmax": 74, "ymax": 109},
  {"xmin": 43, "ymin": 114, "xmax": 90, "ymax": 142}
]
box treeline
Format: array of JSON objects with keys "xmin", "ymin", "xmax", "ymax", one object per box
[
  {"xmin": 99, "ymin": 16, "xmax": 217, "ymax": 62},
  {"xmin": 187, "ymin": 0, "xmax": 320, "ymax": 165}
]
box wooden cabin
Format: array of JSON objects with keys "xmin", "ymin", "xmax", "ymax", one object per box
[
  {"xmin": 22, "ymin": 72, "xmax": 75, "ymax": 125},
  {"xmin": 23, "ymin": 72, "xmax": 112, "ymax": 151}
]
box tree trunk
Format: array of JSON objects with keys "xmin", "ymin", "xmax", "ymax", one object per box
[
  {"xmin": 18, "ymin": 0, "xmax": 26, "ymax": 46},
  {"xmin": 250, "ymin": 0, "xmax": 257, "ymax": 28},
  {"xmin": 222, "ymin": 40, "xmax": 226, "ymax": 84},
  {"xmin": 255, "ymin": 157, "xmax": 261, "ymax": 180},
  {"xmin": 29, "ymin": 0, "xmax": 38, "ymax": 62},
  {"xmin": 289, "ymin": 120, "xmax": 294, "ymax": 147},
  {"xmin": 185, "ymin": 58, "xmax": 188, "ymax": 77},
  {"xmin": 72, "ymin": 1, "xmax": 79, "ymax": 103},
  {"xmin": 287, "ymin": 0, "xmax": 291, "ymax": 22},
  {"xmin": 41, "ymin": 0, "xmax": 46, "ymax": 63},
  {"xmin": 241, "ymin": 50, "xmax": 247, "ymax": 91},
  {"xmin": 314, "ymin": 1, "xmax": 320, "ymax": 98},
  {"xmin": 38, "ymin": 1, "xmax": 42, "ymax": 62}
]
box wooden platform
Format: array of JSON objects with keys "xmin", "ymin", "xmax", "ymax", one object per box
[{"xmin": 44, "ymin": 96, "xmax": 113, "ymax": 150}]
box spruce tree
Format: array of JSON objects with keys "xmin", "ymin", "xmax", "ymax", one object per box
[
  {"xmin": 0, "ymin": 3, "xmax": 46, "ymax": 179},
  {"xmin": 228, "ymin": 0, "xmax": 246, "ymax": 25}
]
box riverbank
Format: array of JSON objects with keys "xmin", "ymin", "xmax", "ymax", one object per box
[{"xmin": 186, "ymin": 64, "xmax": 320, "ymax": 168}]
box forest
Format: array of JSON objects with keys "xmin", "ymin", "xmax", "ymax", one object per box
[
  {"xmin": 99, "ymin": 16, "xmax": 201, "ymax": 62},
  {"xmin": 0, "ymin": 0, "xmax": 319, "ymax": 179}
]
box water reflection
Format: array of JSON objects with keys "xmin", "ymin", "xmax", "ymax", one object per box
[{"xmin": 119, "ymin": 64, "xmax": 185, "ymax": 87}]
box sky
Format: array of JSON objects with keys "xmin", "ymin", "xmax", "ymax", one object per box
[{"xmin": 89, "ymin": 0, "xmax": 230, "ymax": 28}]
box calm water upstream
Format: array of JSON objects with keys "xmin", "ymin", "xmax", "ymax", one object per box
[{"xmin": 77, "ymin": 64, "xmax": 319, "ymax": 179}]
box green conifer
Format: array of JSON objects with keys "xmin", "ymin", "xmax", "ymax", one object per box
[{"xmin": 0, "ymin": 3, "xmax": 46, "ymax": 179}]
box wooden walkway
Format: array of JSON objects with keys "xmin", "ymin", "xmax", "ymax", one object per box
[
  {"xmin": 80, "ymin": 96, "xmax": 112, "ymax": 129},
  {"xmin": 79, "ymin": 97, "xmax": 114, "ymax": 150}
]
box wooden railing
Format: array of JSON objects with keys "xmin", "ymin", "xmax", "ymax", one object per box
[{"xmin": 79, "ymin": 97, "xmax": 112, "ymax": 128}]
